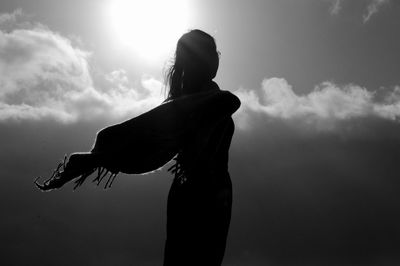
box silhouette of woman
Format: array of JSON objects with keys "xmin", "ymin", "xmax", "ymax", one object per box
[
  {"xmin": 34, "ymin": 28, "xmax": 240, "ymax": 266},
  {"xmin": 163, "ymin": 30, "xmax": 240, "ymax": 266}
]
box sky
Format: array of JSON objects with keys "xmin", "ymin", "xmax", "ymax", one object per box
[{"xmin": 1, "ymin": 0, "xmax": 400, "ymax": 265}]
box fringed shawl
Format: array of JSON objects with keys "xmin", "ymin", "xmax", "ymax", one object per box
[{"xmin": 35, "ymin": 82, "xmax": 241, "ymax": 191}]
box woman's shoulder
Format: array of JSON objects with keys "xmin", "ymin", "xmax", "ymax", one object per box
[
  {"xmin": 208, "ymin": 80, "xmax": 220, "ymax": 92},
  {"xmin": 196, "ymin": 81, "xmax": 242, "ymax": 114},
  {"xmin": 163, "ymin": 81, "xmax": 241, "ymax": 117},
  {"xmin": 206, "ymin": 81, "xmax": 241, "ymax": 101},
  {"xmin": 198, "ymin": 82, "xmax": 241, "ymax": 116}
]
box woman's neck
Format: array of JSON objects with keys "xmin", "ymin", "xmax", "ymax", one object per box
[{"xmin": 182, "ymin": 78, "xmax": 211, "ymax": 95}]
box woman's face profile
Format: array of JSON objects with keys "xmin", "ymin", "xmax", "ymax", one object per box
[
  {"xmin": 166, "ymin": 30, "xmax": 220, "ymax": 99},
  {"xmin": 179, "ymin": 31, "xmax": 219, "ymax": 80}
]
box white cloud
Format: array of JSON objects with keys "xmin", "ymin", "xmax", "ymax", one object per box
[
  {"xmin": 0, "ymin": 10, "xmax": 163, "ymax": 123},
  {"xmin": 0, "ymin": 9, "xmax": 22, "ymax": 25},
  {"xmin": 235, "ymin": 78, "xmax": 400, "ymax": 130},
  {"xmin": 363, "ymin": 0, "xmax": 390, "ymax": 23},
  {"xmin": 329, "ymin": 0, "xmax": 343, "ymax": 15},
  {"xmin": 99, "ymin": 70, "xmax": 164, "ymax": 120},
  {"xmin": 327, "ymin": 0, "xmax": 391, "ymax": 23}
]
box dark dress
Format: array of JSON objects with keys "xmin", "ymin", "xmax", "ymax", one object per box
[{"xmin": 164, "ymin": 115, "xmax": 235, "ymax": 266}]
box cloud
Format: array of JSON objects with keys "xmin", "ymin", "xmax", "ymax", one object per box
[
  {"xmin": 363, "ymin": 0, "xmax": 390, "ymax": 23},
  {"xmin": 100, "ymin": 70, "xmax": 165, "ymax": 119},
  {"xmin": 0, "ymin": 10, "xmax": 163, "ymax": 123},
  {"xmin": 327, "ymin": 0, "xmax": 391, "ymax": 23},
  {"xmin": 235, "ymin": 78, "xmax": 400, "ymax": 131},
  {"xmin": 329, "ymin": 0, "xmax": 343, "ymax": 15},
  {"xmin": 0, "ymin": 8, "xmax": 22, "ymax": 25}
]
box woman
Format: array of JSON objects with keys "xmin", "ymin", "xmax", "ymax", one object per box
[
  {"xmin": 34, "ymin": 28, "xmax": 240, "ymax": 266},
  {"xmin": 163, "ymin": 30, "xmax": 240, "ymax": 266}
]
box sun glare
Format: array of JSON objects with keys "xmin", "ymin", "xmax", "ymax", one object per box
[{"xmin": 106, "ymin": 0, "xmax": 189, "ymax": 62}]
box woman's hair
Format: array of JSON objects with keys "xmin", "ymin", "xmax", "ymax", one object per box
[{"xmin": 165, "ymin": 29, "xmax": 219, "ymax": 100}]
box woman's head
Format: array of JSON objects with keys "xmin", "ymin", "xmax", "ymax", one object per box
[{"xmin": 166, "ymin": 29, "xmax": 219, "ymax": 100}]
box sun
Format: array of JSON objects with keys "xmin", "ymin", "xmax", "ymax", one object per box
[{"xmin": 105, "ymin": 0, "xmax": 189, "ymax": 62}]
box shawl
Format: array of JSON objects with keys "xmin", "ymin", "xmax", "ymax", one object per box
[{"xmin": 35, "ymin": 82, "xmax": 241, "ymax": 191}]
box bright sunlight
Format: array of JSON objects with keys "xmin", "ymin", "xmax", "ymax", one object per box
[{"xmin": 105, "ymin": 0, "xmax": 190, "ymax": 62}]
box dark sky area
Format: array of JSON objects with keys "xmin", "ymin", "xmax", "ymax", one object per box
[{"xmin": 1, "ymin": 0, "xmax": 400, "ymax": 265}]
